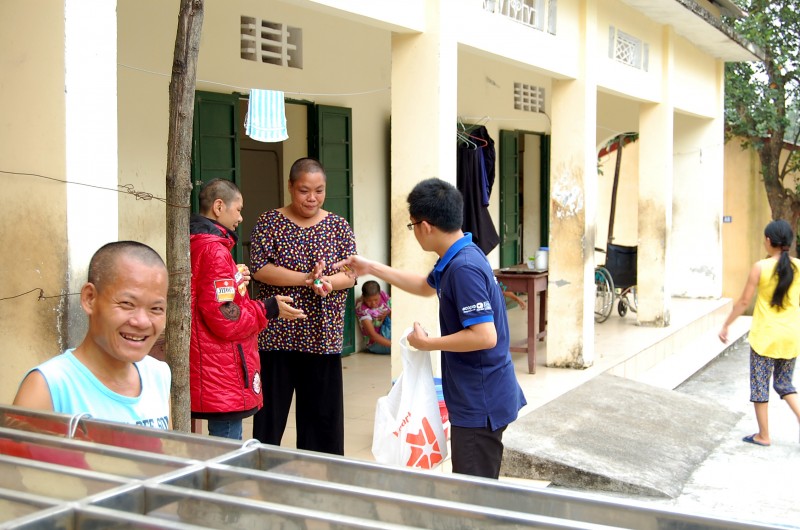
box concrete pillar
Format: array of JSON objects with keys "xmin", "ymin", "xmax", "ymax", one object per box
[
  {"xmin": 547, "ymin": 0, "xmax": 597, "ymax": 368},
  {"xmin": 671, "ymin": 64, "xmax": 725, "ymax": 298},
  {"xmin": 65, "ymin": 0, "xmax": 119, "ymax": 345},
  {"xmin": 636, "ymin": 28, "xmax": 674, "ymax": 326},
  {"xmin": 389, "ymin": 0, "xmax": 457, "ymax": 379}
]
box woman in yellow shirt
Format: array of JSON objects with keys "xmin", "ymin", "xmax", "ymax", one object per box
[{"xmin": 719, "ymin": 219, "xmax": 800, "ymax": 447}]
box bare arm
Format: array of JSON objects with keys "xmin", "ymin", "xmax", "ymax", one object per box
[
  {"xmin": 406, "ymin": 321, "xmax": 497, "ymax": 352},
  {"xmin": 333, "ymin": 256, "xmax": 436, "ymax": 297},
  {"xmin": 12, "ymin": 371, "xmax": 54, "ymax": 411},
  {"xmin": 252, "ymin": 263, "xmax": 308, "ymax": 287},
  {"xmin": 719, "ymin": 262, "xmax": 761, "ymax": 343},
  {"xmin": 361, "ymin": 319, "xmax": 391, "ymax": 347},
  {"xmin": 254, "ymin": 262, "xmax": 355, "ymax": 297}
]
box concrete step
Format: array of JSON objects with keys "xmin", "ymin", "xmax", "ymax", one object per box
[
  {"xmin": 602, "ymin": 297, "xmax": 740, "ymax": 383},
  {"xmin": 634, "ymin": 316, "xmax": 751, "ymax": 390}
]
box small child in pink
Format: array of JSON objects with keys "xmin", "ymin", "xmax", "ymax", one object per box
[{"xmin": 355, "ymin": 281, "xmax": 391, "ymax": 354}]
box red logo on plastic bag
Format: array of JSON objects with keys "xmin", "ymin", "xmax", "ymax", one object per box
[{"xmin": 405, "ymin": 417, "xmax": 444, "ymax": 469}]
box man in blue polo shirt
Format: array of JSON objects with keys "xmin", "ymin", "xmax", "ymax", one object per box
[{"xmin": 335, "ymin": 177, "xmax": 526, "ymax": 479}]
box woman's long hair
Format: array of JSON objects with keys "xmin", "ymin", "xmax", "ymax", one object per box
[{"xmin": 764, "ymin": 219, "xmax": 796, "ymax": 309}]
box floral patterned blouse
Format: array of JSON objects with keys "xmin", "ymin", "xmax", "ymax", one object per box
[{"xmin": 250, "ymin": 209, "xmax": 356, "ymax": 354}]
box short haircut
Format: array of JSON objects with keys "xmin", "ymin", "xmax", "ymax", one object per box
[
  {"xmin": 361, "ymin": 280, "xmax": 381, "ymax": 297},
  {"xmin": 198, "ymin": 179, "xmax": 241, "ymax": 214},
  {"xmin": 407, "ymin": 178, "xmax": 463, "ymax": 233},
  {"xmin": 289, "ymin": 157, "xmax": 326, "ymax": 184},
  {"xmin": 88, "ymin": 241, "xmax": 167, "ymax": 292}
]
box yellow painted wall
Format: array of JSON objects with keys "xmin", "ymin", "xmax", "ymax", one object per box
[
  {"xmin": 672, "ymin": 35, "xmax": 719, "ymax": 118},
  {"xmin": 117, "ymin": 0, "xmax": 392, "ymax": 269},
  {"xmin": 721, "ymin": 139, "xmax": 775, "ymax": 303},
  {"xmin": 596, "ymin": 0, "xmax": 662, "ymax": 102},
  {"xmin": 457, "ymin": 50, "xmax": 551, "ymax": 265},
  {"xmin": 596, "ymin": 138, "xmax": 640, "ymax": 250},
  {"xmin": 455, "ymin": 0, "xmax": 582, "ymax": 81},
  {"xmin": 0, "ymin": 1, "xmax": 68, "ymax": 404}
]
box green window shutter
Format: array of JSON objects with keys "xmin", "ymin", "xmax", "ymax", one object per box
[
  {"xmin": 311, "ymin": 104, "xmax": 356, "ymax": 355},
  {"xmin": 313, "ymin": 105, "xmax": 353, "ymax": 221},
  {"xmin": 499, "ymin": 130, "xmax": 521, "ymax": 267},
  {"xmin": 191, "ymin": 91, "xmax": 242, "ymax": 261}
]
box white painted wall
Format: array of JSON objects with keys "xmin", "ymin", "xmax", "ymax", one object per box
[{"xmin": 65, "ymin": 0, "xmax": 120, "ymax": 345}]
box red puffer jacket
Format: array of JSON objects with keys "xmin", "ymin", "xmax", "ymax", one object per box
[{"xmin": 189, "ymin": 215, "xmax": 272, "ymax": 418}]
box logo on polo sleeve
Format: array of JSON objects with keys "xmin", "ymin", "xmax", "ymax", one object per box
[
  {"xmin": 461, "ymin": 301, "xmax": 492, "ymax": 314},
  {"xmin": 213, "ymin": 279, "xmax": 236, "ymax": 302}
]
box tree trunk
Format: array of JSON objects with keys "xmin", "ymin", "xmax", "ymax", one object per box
[
  {"xmin": 165, "ymin": 0, "xmax": 204, "ymax": 433},
  {"xmin": 760, "ymin": 143, "xmax": 800, "ymax": 255}
]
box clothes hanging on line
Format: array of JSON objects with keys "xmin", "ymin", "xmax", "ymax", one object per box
[
  {"xmin": 457, "ymin": 126, "xmax": 499, "ymax": 255},
  {"xmin": 245, "ymin": 89, "xmax": 288, "ymax": 142}
]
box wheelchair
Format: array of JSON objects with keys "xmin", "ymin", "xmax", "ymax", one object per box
[{"xmin": 594, "ymin": 244, "xmax": 637, "ymax": 323}]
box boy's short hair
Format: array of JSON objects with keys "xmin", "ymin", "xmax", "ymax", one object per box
[
  {"xmin": 361, "ymin": 280, "xmax": 381, "ymax": 297},
  {"xmin": 407, "ymin": 178, "xmax": 463, "ymax": 232},
  {"xmin": 88, "ymin": 241, "xmax": 166, "ymax": 292},
  {"xmin": 198, "ymin": 179, "xmax": 241, "ymax": 214}
]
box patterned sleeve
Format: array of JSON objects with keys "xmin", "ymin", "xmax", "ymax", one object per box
[
  {"xmin": 250, "ymin": 210, "xmax": 274, "ymax": 273},
  {"xmin": 326, "ymin": 214, "xmax": 356, "ymax": 271}
]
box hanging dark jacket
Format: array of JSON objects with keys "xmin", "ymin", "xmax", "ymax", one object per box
[{"xmin": 457, "ymin": 131, "xmax": 500, "ymax": 255}]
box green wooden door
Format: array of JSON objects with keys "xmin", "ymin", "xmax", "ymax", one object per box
[
  {"xmin": 191, "ymin": 91, "xmax": 243, "ymax": 262},
  {"xmin": 499, "ymin": 130, "xmax": 521, "ymax": 267},
  {"xmin": 311, "ymin": 105, "xmax": 356, "ymax": 356}
]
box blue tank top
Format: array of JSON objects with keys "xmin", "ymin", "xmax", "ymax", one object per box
[{"xmin": 30, "ymin": 349, "xmax": 171, "ymax": 429}]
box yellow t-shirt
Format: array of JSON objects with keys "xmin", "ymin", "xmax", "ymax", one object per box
[{"xmin": 748, "ymin": 257, "xmax": 800, "ymax": 359}]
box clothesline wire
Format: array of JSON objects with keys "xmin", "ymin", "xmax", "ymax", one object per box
[
  {"xmin": 0, "ymin": 169, "xmax": 187, "ymax": 208},
  {"xmin": 118, "ymin": 63, "xmax": 390, "ymax": 97}
]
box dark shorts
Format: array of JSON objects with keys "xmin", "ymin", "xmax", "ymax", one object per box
[{"xmin": 749, "ymin": 348, "xmax": 797, "ymax": 402}]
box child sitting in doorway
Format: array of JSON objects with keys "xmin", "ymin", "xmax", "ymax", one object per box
[{"xmin": 356, "ymin": 280, "xmax": 391, "ymax": 354}]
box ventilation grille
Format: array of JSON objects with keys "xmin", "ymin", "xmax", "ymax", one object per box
[
  {"xmin": 241, "ymin": 16, "xmax": 302, "ymax": 69},
  {"xmin": 608, "ymin": 26, "xmax": 648, "ymax": 71},
  {"xmin": 514, "ymin": 82, "xmax": 546, "ymax": 113}
]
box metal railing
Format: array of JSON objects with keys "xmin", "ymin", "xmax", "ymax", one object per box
[{"xmin": 0, "ymin": 405, "xmax": 783, "ymax": 529}]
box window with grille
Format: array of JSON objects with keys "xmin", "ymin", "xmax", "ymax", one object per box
[
  {"xmin": 484, "ymin": 0, "xmax": 558, "ymax": 34},
  {"xmin": 241, "ymin": 16, "xmax": 302, "ymax": 69},
  {"xmin": 608, "ymin": 26, "xmax": 648, "ymax": 71},
  {"xmin": 514, "ymin": 82, "xmax": 545, "ymax": 113}
]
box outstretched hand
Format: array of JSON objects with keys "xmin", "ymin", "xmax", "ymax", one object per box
[
  {"xmin": 333, "ymin": 255, "xmax": 373, "ymax": 280},
  {"xmin": 275, "ymin": 295, "xmax": 306, "ymax": 320}
]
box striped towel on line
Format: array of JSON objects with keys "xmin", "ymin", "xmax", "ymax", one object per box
[{"xmin": 245, "ymin": 89, "xmax": 289, "ymax": 142}]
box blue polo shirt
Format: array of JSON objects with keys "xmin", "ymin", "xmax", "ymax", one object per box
[{"xmin": 426, "ymin": 233, "xmax": 527, "ymax": 430}]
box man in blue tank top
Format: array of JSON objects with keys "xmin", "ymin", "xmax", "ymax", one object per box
[
  {"xmin": 335, "ymin": 178, "xmax": 526, "ymax": 478},
  {"xmin": 13, "ymin": 241, "xmax": 171, "ymax": 429}
]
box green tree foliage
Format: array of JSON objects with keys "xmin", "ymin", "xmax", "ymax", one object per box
[{"xmin": 725, "ymin": 0, "xmax": 800, "ymax": 230}]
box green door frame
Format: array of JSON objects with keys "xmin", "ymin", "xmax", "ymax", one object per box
[{"xmin": 498, "ymin": 130, "xmax": 551, "ymax": 266}]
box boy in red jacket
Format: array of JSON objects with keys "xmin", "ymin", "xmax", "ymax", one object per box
[{"xmin": 190, "ymin": 179, "xmax": 305, "ymax": 439}]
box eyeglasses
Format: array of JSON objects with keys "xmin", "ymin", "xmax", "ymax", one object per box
[{"xmin": 407, "ymin": 221, "xmax": 423, "ymax": 231}]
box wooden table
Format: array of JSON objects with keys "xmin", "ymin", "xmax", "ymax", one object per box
[{"xmin": 494, "ymin": 266, "xmax": 548, "ymax": 374}]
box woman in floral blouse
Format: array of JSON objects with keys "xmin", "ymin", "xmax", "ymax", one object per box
[{"xmin": 250, "ymin": 158, "xmax": 356, "ymax": 455}]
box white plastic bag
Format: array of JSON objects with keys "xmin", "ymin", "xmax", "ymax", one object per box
[{"xmin": 372, "ymin": 328, "xmax": 448, "ymax": 469}]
